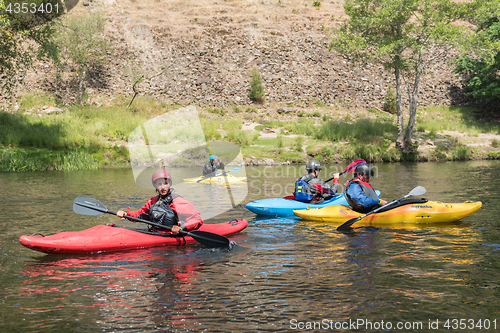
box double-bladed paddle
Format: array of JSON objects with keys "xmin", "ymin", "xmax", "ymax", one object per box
[
  {"xmin": 325, "ymin": 159, "xmax": 367, "ymax": 183},
  {"xmin": 197, "ymin": 167, "xmax": 241, "ymax": 183},
  {"xmin": 336, "ymin": 186, "xmax": 427, "ymax": 231},
  {"xmin": 73, "ymin": 196, "xmax": 230, "ymax": 248}
]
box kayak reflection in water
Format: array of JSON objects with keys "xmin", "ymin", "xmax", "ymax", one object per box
[
  {"xmin": 294, "ymin": 160, "xmax": 340, "ymax": 203},
  {"xmin": 344, "ymin": 163, "xmax": 388, "ymax": 213},
  {"xmin": 202, "ymin": 154, "xmax": 225, "ymax": 176},
  {"xmin": 117, "ymin": 170, "xmax": 203, "ymax": 234}
]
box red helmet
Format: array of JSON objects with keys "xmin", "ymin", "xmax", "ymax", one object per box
[{"xmin": 151, "ymin": 170, "xmax": 172, "ymax": 185}]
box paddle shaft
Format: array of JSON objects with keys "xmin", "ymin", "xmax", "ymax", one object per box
[
  {"xmin": 73, "ymin": 198, "xmax": 230, "ymax": 247},
  {"xmin": 336, "ymin": 186, "xmax": 426, "ymax": 230},
  {"xmin": 198, "ymin": 167, "xmax": 240, "ymax": 183},
  {"xmin": 76, "ymin": 200, "xmax": 184, "ymax": 234},
  {"xmin": 325, "ymin": 159, "xmax": 367, "ymax": 183},
  {"xmin": 324, "ymin": 170, "xmax": 348, "ymax": 183},
  {"xmin": 113, "ymin": 210, "xmax": 182, "ymax": 233}
]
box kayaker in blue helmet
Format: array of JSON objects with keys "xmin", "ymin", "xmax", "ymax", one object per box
[
  {"xmin": 344, "ymin": 163, "xmax": 387, "ymax": 213},
  {"xmin": 117, "ymin": 170, "xmax": 203, "ymax": 234},
  {"xmin": 294, "ymin": 160, "xmax": 340, "ymax": 203},
  {"xmin": 202, "ymin": 154, "xmax": 225, "ymax": 176}
]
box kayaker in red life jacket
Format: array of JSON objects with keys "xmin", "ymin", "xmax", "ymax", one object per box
[
  {"xmin": 344, "ymin": 163, "xmax": 388, "ymax": 213},
  {"xmin": 202, "ymin": 155, "xmax": 225, "ymax": 176},
  {"xmin": 116, "ymin": 170, "xmax": 203, "ymax": 234},
  {"xmin": 294, "ymin": 160, "xmax": 340, "ymax": 203}
]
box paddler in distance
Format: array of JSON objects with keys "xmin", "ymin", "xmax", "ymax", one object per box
[
  {"xmin": 344, "ymin": 163, "xmax": 388, "ymax": 213},
  {"xmin": 117, "ymin": 170, "xmax": 203, "ymax": 234},
  {"xmin": 202, "ymin": 154, "xmax": 225, "ymax": 176}
]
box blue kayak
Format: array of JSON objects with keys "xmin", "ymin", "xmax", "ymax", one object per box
[{"xmin": 246, "ymin": 191, "xmax": 381, "ymax": 217}]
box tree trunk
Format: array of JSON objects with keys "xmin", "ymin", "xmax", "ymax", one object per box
[
  {"xmin": 393, "ymin": 24, "xmax": 407, "ymax": 154},
  {"xmin": 77, "ymin": 68, "xmax": 86, "ymax": 104},
  {"xmin": 403, "ymin": 51, "xmax": 424, "ymax": 155},
  {"xmin": 127, "ymin": 75, "xmax": 144, "ymax": 109},
  {"xmin": 395, "ymin": 63, "xmax": 405, "ymax": 152}
]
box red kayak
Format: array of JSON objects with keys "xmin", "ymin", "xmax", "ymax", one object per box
[{"xmin": 19, "ymin": 219, "xmax": 248, "ymax": 254}]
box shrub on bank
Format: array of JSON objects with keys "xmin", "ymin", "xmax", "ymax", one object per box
[
  {"xmin": 315, "ymin": 118, "xmax": 396, "ymax": 143},
  {"xmin": 0, "ymin": 149, "xmax": 99, "ymax": 172},
  {"xmin": 249, "ymin": 67, "xmax": 265, "ymax": 104}
]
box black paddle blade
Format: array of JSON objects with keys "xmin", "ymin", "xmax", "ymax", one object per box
[
  {"xmin": 337, "ymin": 217, "xmax": 360, "ymax": 231},
  {"xmin": 187, "ymin": 230, "xmax": 230, "ymax": 248},
  {"xmin": 73, "ymin": 196, "xmax": 108, "ymax": 215}
]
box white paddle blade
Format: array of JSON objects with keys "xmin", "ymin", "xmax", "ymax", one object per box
[{"xmin": 409, "ymin": 186, "xmax": 426, "ymax": 197}]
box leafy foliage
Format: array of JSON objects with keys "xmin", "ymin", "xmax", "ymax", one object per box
[
  {"xmin": 383, "ymin": 84, "xmax": 397, "ymax": 114},
  {"xmin": 453, "ymin": 18, "xmax": 500, "ymax": 101},
  {"xmin": 54, "ymin": 11, "xmax": 111, "ymax": 103},
  {"xmin": 0, "ymin": 0, "xmax": 59, "ymax": 94},
  {"xmin": 328, "ymin": 0, "xmax": 487, "ymax": 155},
  {"xmin": 248, "ymin": 66, "xmax": 265, "ymax": 103}
]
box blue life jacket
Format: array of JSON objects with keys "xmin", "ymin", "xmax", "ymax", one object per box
[{"xmin": 294, "ymin": 174, "xmax": 314, "ymax": 202}]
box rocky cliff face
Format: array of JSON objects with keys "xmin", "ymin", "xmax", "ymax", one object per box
[{"xmin": 19, "ymin": 0, "xmax": 473, "ymax": 109}]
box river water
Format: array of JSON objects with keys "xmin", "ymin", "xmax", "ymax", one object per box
[{"xmin": 1, "ymin": 161, "xmax": 499, "ymax": 332}]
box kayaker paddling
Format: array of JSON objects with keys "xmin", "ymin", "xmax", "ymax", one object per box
[
  {"xmin": 294, "ymin": 160, "xmax": 340, "ymax": 203},
  {"xmin": 344, "ymin": 163, "xmax": 388, "ymax": 213},
  {"xmin": 117, "ymin": 170, "xmax": 203, "ymax": 235},
  {"xmin": 202, "ymin": 155, "xmax": 225, "ymax": 176}
]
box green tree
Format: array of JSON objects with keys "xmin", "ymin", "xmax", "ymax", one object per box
[
  {"xmin": 0, "ymin": 0, "xmax": 59, "ymax": 94},
  {"xmin": 248, "ymin": 66, "xmax": 265, "ymax": 103},
  {"xmin": 328, "ymin": 0, "xmax": 486, "ymax": 155},
  {"xmin": 453, "ymin": 2, "xmax": 500, "ymax": 102},
  {"xmin": 54, "ymin": 11, "xmax": 110, "ymax": 104}
]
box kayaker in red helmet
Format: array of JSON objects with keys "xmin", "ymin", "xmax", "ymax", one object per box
[
  {"xmin": 294, "ymin": 160, "xmax": 340, "ymax": 203},
  {"xmin": 344, "ymin": 163, "xmax": 387, "ymax": 213},
  {"xmin": 117, "ymin": 169, "xmax": 203, "ymax": 234}
]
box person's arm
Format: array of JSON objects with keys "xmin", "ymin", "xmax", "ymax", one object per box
[
  {"xmin": 116, "ymin": 196, "xmax": 156, "ymax": 220},
  {"xmin": 202, "ymin": 162, "xmax": 212, "ymax": 176},
  {"xmin": 170, "ymin": 197, "xmax": 203, "ymax": 232},
  {"xmin": 313, "ymin": 178, "xmax": 339, "ymax": 195}
]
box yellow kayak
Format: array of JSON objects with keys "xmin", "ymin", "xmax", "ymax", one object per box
[
  {"xmin": 183, "ymin": 174, "xmax": 247, "ymax": 184},
  {"xmin": 293, "ymin": 200, "xmax": 482, "ymax": 225}
]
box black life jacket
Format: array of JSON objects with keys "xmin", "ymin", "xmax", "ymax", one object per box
[
  {"xmin": 149, "ymin": 190, "xmax": 180, "ymax": 227},
  {"xmin": 344, "ymin": 179, "xmax": 379, "ymax": 213},
  {"xmin": 294, "ymin": 174, "xmax": 315, "ymax": 202}
]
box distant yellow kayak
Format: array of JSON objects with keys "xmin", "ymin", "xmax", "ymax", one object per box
[
  {"xmin": 183, "ymin": 174, "xmax": 247, "ymax": 184},
  {"xmin": 293, "ymin": 200, "xmax": 482, "ymax": 225}
]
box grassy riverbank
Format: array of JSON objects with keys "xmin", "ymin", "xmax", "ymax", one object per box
[{"xmin": 1, "ymin": 92, "xmax": 500, "ymax": 172}]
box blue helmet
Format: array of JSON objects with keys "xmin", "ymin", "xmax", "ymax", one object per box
[{"xmin": 210, "ymin": 155, "xmax": 217, "ymax": 160}]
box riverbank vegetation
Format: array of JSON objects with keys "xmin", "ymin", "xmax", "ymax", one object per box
[
  {"xmin": 1, "ymin": 91, "xmax": 500, "ymax": 172},
  {"xmin": 328, "ymin": 0, "xmax": 500, "ymax": 156}
]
